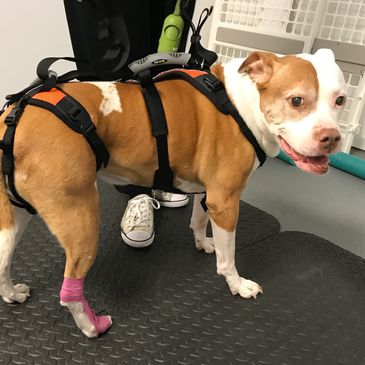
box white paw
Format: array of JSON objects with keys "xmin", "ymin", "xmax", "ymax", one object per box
[
  {"xmin": 232, "ymin": 278, "xmax": 263, "ymax": 299},
  {"xmin": 61, "ymin": 301, "xmax": 113, "ymax": 338},
  {"xmin": 2, "ymin": 283, "xmax": 31, "ymax": 304},
  {"xmin": 195, "ymin": 237, "xmax": 215, "ymax": 253}
]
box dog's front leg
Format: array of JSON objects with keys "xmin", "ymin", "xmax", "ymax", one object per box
[
  {"xmin": 190, "ymin": 194, "xmax": 215, "ymax": 253},
  {"xmin": 207, "ymin": 192, "xmax": 262, "ymax": 299}
]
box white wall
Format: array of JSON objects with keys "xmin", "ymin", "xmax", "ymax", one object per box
[
  {"xmin": 0, "ymin": 0, "xmax": 218, "ymax": 104},
  {"xmin": 0, "ymin": 1, "xmax": 73, "ymax": 102}
]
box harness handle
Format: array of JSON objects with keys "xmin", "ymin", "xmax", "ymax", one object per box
[
  {"xmin": 182, "ymin": 5, "xmax": 217, "ymax": 69},
  {"xmin": 128, "ymin": 52, "xmax": 193, "ymax": 76},
  {"xmin": 3, "ymin": 57, "xmax": 92, "ymax": 109},
  {"xmin": 36, "ymin": 56, "xmax": 81, "ymax": 80}
]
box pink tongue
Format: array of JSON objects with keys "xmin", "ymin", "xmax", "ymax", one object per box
[{"xmin": 278, "ymin": 138, "xmax": 329, "ymax": 174}]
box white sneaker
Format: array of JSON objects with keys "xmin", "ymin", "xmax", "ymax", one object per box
[
  {"xmin": 151, "ymin": 190, "xmax": 189, "ymax": 208},
  {"xmin": 121, "ymin": 194, "xmax": 160, "ymax": 248}
]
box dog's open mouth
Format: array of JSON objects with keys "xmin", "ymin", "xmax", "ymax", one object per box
[{"xmin": 278, "ymin": 137, "xmax": 329, "ymax": 174}]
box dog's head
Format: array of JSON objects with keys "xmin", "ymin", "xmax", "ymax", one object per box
[{"xmin": 239, "ymin": 49, "xmax": 346, "ymax": 174}]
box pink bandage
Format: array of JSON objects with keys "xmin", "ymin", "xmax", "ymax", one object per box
[{"xmin": 60, "ymin": 277, "xmax": 111, "ymax": 335}]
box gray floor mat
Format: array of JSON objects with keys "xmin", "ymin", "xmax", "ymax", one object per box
[{"xmin": 0, "ymin": 182, "xmax": 363, "ymax": 365}]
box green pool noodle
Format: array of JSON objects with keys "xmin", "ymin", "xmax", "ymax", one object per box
[{"xmin": 329, "ymin": 152, "xmax": 365, "ymax": 180}]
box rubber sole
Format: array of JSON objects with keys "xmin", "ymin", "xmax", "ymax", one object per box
[
  {"xmin": 121, "ymin": 231, "xmax": 155, "ymax": 248},
  {"xmin": 158, "ymin": 196, "xmax": 189, "ymax": 208}
]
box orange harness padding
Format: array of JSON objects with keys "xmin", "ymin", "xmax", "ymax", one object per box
[{"xmin": 32, "ymin": 87, "xmax": 66, "ymax": 105}]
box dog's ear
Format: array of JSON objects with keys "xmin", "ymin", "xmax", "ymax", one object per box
[{"xmin": 238, "ymin": 51, "xmax": 278, "ymax": 88}]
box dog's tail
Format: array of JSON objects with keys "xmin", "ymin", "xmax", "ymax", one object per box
[{"xmin": 0, "ymin": 152, "xmax": 14, "ymax": 229}]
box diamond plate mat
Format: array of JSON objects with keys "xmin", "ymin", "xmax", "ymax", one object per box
[{"xmin": 0, "ymin": 182, "xmax": 364, "ymax": 364}]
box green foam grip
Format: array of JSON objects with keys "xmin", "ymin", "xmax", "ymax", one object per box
[
  {"xmin": 329, "ymin": 152, "xmax": 365, "ymax": 180},
  {"xmin": 277, "ymin": 150, "xmax": 295, "ymax": 165}
]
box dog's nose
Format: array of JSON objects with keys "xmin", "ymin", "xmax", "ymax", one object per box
[{"xmin": 316, "ymin": 128, "xmax": 341, "ymax": 152}]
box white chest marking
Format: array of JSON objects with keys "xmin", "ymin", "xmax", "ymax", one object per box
[{"xmin": 89, "ymin": 82, "xmax": 122, "ymax": 116}]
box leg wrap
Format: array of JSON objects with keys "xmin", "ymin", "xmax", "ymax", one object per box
[{"xmin": 60, "ymin": 277, "xmax": 112, "ymax": 337}]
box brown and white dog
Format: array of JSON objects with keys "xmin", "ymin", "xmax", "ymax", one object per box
[{"xmin": 0, "ymin": 49, "xmax": 346, "ymax": 337}]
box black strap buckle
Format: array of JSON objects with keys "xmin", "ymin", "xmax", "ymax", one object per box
[
  {"xmin": 4, "ymin": 107, "xmax": 22, "ymax": 125},
  {"xmin": 63, "ymin": 101, "xmax": 95, "ymax": 135},
  {"xmin": 68, "ymin": 104, "xmax": 81, "ymax": 119},
  {"xmin": 70, "ymin": 112, "xmax": 96, "ymax": 136},
  {"xmin": 202, "ymin": 75, "xmax": 224, "ymax": 92}
]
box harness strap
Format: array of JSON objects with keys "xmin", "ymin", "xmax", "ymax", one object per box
[
  {"xmin": 146, "ymin": 68, "xmax": 266, "ymax": 209},
  {"xmin": 1, "ymin": 95, "xmax": 37, "ymax": 214},
  {"xmin": 222, "ymin": 99, "xmax": 266, "ymax": 167},
  {"xmin": 155, "ymin": 69, "xmax": 267, "ymax": 167},
  {"xmin": 182, "ymin": 6, "xmax": 217, "ymax": 70},
  {"xmin": 138, "ymin": 70, "xmax": 184, "ymax": 193},
  {"xmin": 28, "ymin": 88, "xmax": 109, "ymax": 170},
  {"xmin": 2, "ymin": 57, "xmax": 90, "ymax": 110},
  {"xmin": 36, "ymin": 57, "xmax": 79, "ymax": 81},
  {"xmin": 134, "ymin": 67, "xmax": 266, "ymax": 197},
  {"xmin": 196, "ymin": 73, "xmax": 266, "ymax": 165},
  {"xmin": 0, "ymin": 85, "xmax": 109, "ymax": 214}
]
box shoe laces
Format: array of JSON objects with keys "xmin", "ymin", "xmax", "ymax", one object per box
[{"xmin": 125, "ymin": 196, "xmax": 160, "ymax": 229}]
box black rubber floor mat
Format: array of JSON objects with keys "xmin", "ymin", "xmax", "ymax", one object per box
[{"xmin": 1, "ymin": 182, "xmax": 364, "ymax": 364}]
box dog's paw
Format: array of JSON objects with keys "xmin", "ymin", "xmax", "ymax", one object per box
[
  {"xmin": 195, "ymin": 237, "xmax": 215, "ymax": 253},
  {"xmin": 231, "ymin": 278, "xmax": 263, "ymax": 299},
  {"xmin": 61, "ymin": 301, "xmax": 113, "ymax": 338},
  {"xmin": 2, "ymin": 283, "xmax": 31, "ymax": 304}
]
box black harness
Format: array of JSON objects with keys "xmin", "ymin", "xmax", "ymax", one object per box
[
  {"xmin": 0, "ymin": 74, "xmax": 109, "ymax": 214},
  {"xmin": 137, "ymin": 67, "xmax": 266, "ymax": 195},
  {"xmin": 0, "ymin": 61, "xmax": 266, "ymax": 215}
]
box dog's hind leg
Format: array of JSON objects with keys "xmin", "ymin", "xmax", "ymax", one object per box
[
  {"xmin": 40, "ymin": 188, "xmax": 112, "ymax": 338},
  {"xmin": 0, "ymin": 206, "xmax": 32, "ymax": 303},
  {"xmin": 190, "ymin": 194, "xmax": 215, "ymax": 253},
  {"xmin": 206, "ymin": 190, "xmax": 263, "ymax": 299}
]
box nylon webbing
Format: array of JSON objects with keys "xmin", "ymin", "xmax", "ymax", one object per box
[
  {"xmin": 27, "ymin": 93, "xmax": 110, "ymax": 171},
  {"xmin": 1, "ymin": 95, "xmax": 37, "ymax": 214},
  {"xmin": 154, "ymin": 69, "xmax": 267, "ymax": 167},
  {"xmin": 1, "ymin": 72, "xmax": 109, "ymax": 214},
  {"xmin": 138, "ymin": 70, "xmax": 184, "ymax": 194}
]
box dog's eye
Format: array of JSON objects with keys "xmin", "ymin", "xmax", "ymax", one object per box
[
  {"xmin": 335, "ymin": 96, "xmax": 346, "ymax": 106},
  {"xmin": 291, "ymin": 97, "xmax": 303, "ymax": 107}
]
